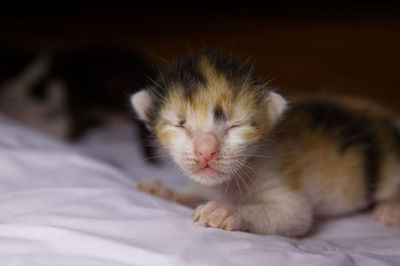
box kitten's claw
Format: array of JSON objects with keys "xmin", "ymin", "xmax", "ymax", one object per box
[
  {"xmin": 193, "ymin": 201, "xmax": 240, "ymax": 231},
  {"xmin": 374, "ymin": 201, "xmax": 400, "ymax": 228}
]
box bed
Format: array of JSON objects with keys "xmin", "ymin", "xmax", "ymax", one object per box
[{"xmin": 1, "ymin": 114, "xmax": 399, "ymax": 266}]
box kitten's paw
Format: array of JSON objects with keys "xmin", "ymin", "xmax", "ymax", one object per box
[
  {"xmin": 193, "ymin": 201, "xmax": 240, "ymax": 231},
  {"xmin": 137, "ymin": 180, "xmax": 174, "ymax": 201},
  {"xmin": 374, "ymin": 201, "xmax": 400, "ymax": 228}
]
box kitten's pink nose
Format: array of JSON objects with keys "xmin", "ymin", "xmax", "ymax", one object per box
[{"xmin": 194, "ymin": 133, "xmax": 220, "ymax": 162}]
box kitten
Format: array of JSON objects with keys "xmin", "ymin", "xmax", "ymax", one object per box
[
  {"xmin": 0, "ymin": 49, "xmax": 68, "ymax": 138},
  {"xmin": 30, "ymin": 48, "xmax": 156, "ymax": 140},
  {"xmin": 0, "ymin": 47, "xmax": 157, "ymax": 162},
  {"xmin": 130, "ymin": 51, "xmax": 400, "ymax": 236}
]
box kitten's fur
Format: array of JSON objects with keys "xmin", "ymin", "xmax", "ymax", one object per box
[{"xmin": 131, "ymin": 52, "xmax": 400, "ymax": 236}]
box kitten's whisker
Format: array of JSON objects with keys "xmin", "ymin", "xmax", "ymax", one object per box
[
  {"xmin": 238, "ymin": 164, "xmax": 255, "ymax": 185},
  {"xmin": 236, "ymin": 161, "xmax": 256, "ymax": 186},
  {"xmin": 242, "ymin": 63, "xmax": 254, "ymax": 90},
  {"xmin": 225, "ymin": 180, "xmax": 230, "ymax": 195},
  {"xmin": 237, "ymin": 157, "xmax": 257, "ymax": 170},
  {"xmin": 234, "ymin": 177, "xmax": 242, "ymax": 201},
  {"xmin": 133, "ymin": 155, "xmax": 169, "ymax": 165},
  {"xmin": 143, "ymin": 73, "xmax": 163, "ymax": 90},
  {"xmin": 231, "ymin": 168, "xmax": 243, "ymax": 200},
  {"xmin": 236, "ymin": 158, "xmax": 258, "ymax": 180},
  {"xmin": 158, "ymin": 67, "xmax": 167, "ymax": 88},
  {"xmin": 147, "ymin": 52, "xmax": 170, "ymax": 66},
  {"xmin": 236, "ymin": 166, "xmax": 251, "ymax": 195},
  {"xmin": 236, "ymin": 153, "xmax": 277, "ymax": 159},
  {"xmin": 178, "ymin": 62, "xmax": 183, "ymax": 87}
]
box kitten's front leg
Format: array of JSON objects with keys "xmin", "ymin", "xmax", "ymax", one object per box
[
  {"xmin": 137, "ymin": 180, "xmax": 202, "ymax": 208},
  {"xmin": 236, "ymin": 187, "xmax": 313, "ymax": 236},
  {"xmin": 193, "ymin": 186, "xmax": 313, "ymax": 236}
]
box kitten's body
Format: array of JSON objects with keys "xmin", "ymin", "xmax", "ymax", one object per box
[{"xmin": 131, "ymin": 52, "xmax": 400, "ymax": 236}]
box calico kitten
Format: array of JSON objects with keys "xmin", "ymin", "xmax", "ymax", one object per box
[{"xmin": 131, "ymin": 51, "xmax": 400, "ymax": 236}]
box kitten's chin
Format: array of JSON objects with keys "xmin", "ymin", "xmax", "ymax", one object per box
[{"xmin": 188, "ymin": 167, "xmax": 230, "ymax": 186}]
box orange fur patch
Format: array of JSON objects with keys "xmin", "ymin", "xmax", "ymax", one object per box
[{"xmin": 280, "ymin": 127, "xmax": 367, "ymax": 208}]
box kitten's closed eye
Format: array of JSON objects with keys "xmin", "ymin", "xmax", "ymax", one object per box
[
  {"xmin": 172, "ymin": 121, "xmax": 191, "ymax": 136},
  {"xmin": 228, "ymin": 123, "xmax": 247, "ymax": 130},
  {"xmin": 173, "ymin": 119, "xmax": 186, "ymax": 128},
  {"xmin": 173, "ymin": 120, "xmax": 185, "ymax": 127},
  {"xmin": 229, "ymin": 124, "xmax": 241, "ymax": 129},
  {"xmin": 224, "ymin": 124, "xmax": 243, "ymax": 135}
]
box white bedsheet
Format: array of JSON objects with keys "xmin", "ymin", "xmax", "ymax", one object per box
[{"xmin": 1, "ymin": 115, "xmax": 400, "ymax": 266}]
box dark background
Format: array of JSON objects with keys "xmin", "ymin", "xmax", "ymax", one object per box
[{"xmin": 1, "ymin": 2, "xmax": 399, "ymax": 112}]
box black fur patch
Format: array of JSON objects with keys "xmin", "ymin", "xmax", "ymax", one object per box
[
  {"xmin": 160, "ymin": 54, "xmax": 207, "ymax": 99},
  {"xmin": 157, "ymin": 51, "xmax": 265, "ymax": 99},
  {"xmin": 206, "ymin": 52, "xmax": 252, "ymax": 81},
  {"xmin": 148, "ymin": 52, "xmax": 268, "ymax": 126},
  {"xmin": 213, "ymin": 105, "xmax": 227, "ymax": 124},
  {"xmin": 293, "ymin": 100, "xmax": 381, "ymax": 198}
]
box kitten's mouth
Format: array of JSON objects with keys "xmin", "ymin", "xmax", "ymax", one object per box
[
  {"xmin": 192, "ymin": 163, "xmax": 224, "ymax": 178},
  {"xmin": 187, "ymin": 162, "xmax": 230, "ymax": 186},
  {"xmin": 195, "ymin": 165, "xmax": 220, "ymax": 175}
]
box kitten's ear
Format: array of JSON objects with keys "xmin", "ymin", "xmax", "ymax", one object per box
[
  {"xmin": 130, "ymin": 89, "xmax": 153, "ymax": 124},
  {"xmin": 266, "ymin": 91, "xmax": 287, "ymax": 122}
]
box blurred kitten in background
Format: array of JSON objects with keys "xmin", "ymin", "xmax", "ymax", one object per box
[{"xmin": 0, "ymin": 47, "xmax": 157, "ymax": 162}]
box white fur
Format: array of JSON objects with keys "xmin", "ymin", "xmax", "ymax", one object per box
[
  {"xmin": 267, "ymin": 92, "xmax": 287, "ymax": 122},
  {"xmin": 130, "ymin": 90, "xmax": 152, "ymax": 122}
]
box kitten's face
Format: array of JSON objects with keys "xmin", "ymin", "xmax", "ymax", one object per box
[{"xmin": 132, "ymin": 53, "xmax": 286, "ymax": 186}]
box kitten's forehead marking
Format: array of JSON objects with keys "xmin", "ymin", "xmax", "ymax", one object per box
[
  {"xmin": 161, "ymin": 54, "xmax": 267, "ymax": 130},
  {"xmin": 213, "ymin": 105, "xmax": 227, "ymax": 124},
  {"xmin": 178, "ymin": 56, "xmax": 208, "ymax": 99}
]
